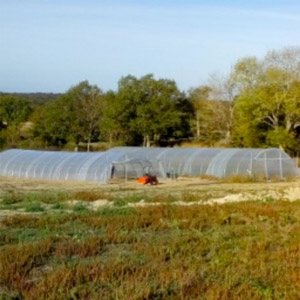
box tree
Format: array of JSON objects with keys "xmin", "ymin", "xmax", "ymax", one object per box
[
  {"xmin": 189, "ymin": 86, "xmax": 211, "ymax": 140},
  {"xmin": 196, "ymin": 48, "xmax": 300, "ymax": 152},
  {"xmin": 0, "ymin": 95, "xmax": 32, "ymax": 148},
  {"xmin": 101, "ymin": 90, "xmax": 140, "ymax": 146},
  {"xmin": 101, "ymin": 76, "xmax": 142, "ymax": 146},
  {"xmin": 0, "ymin": 124, "xmax": 22, "ymax": 148},
  {"xmin": 130, "ymin": 75, "xmax": 191, "ymax": 147},
  {"xmin": 189, "ymin": 85, "xmax": 233, "ymax": 145},
  {"xmin": 0, "ymin": 95, "xmax": 32, "ymax": 128},
  {"xmin": 64, "ymin": 81, "xmax": 103, "ymax": 151},
  {"xmin": 102, "ymin": 74, "xmax": 192, "ymax": 147},
  {"xmin": 206, "ymin": 73, "xmax": 236, "ymax": 141},
  {"xmin": 264, "ymin": 47, "xmax": 300, "ymax": 80},
  {"xmin": 32, "ymin": 81, "xmax": 103, "ymax": 150},
  {"xmin": 31, "ymin": 100, "xmax": 72, "ymax": 148},
  {"xmin": 232, "ymin": 68, "xmax": 300, "ymax": 152}
]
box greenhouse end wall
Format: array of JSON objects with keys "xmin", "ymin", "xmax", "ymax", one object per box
[{"xmin": 0, "ymin": 147, "xmax": 298, "ymax": 183}]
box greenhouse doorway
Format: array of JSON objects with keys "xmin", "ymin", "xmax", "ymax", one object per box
[{"xmin": 110, "ymin": 159, "xmax": 156, "ymax": 182}]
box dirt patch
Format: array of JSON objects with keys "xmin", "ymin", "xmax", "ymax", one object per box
[
  {"xmin": 89, "ymin": 199, "xmax": 111, "ymax": 209},
  {"xmin": 129, "ymin": 187, "xmax": 300, "ymax": 207},
  {"xmin": 284, "ymin": 187, "xmax": 300, "ymax": 201}
]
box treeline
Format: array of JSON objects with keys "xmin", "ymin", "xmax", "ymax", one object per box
[
  {"xmin": 1, "ymin": 47, "xmax": 300, "ymax": 154},
  {"xmin": 0, "ymin": 92, "xmax": 61, "ymax": 103}
]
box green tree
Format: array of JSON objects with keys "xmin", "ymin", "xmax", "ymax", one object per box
[
  {"xmin": 31, "ymin": 100, "xmax": 72, "ymax": 148},
  {"xmin": 0, "ymin": 124, "xmax": 22, "ymax": 148},
  {"xmin": 0, "ymin": 95, "xmax": 32, "ymax": 148},
  {"xmin": 229, "ymin": 57, "xmax": 261, "ymax": 91},
  {"xmin": 131, "ymin": 75, "xmax": 191, "ymax": 146},
  {"xmin": 101, "ymin": 91, "xmax": 137, "ymax": 146},
  {"xmin": 32, "ymin": 81, "xmax": 103, "ymax": 150},
  {"xmin": 232, "ymin": 68, "xmax": 300, "ymax": 152},
  {"xmin": 64, "ymin": 81, "xmax": 103, "ymax": 151},
  {"xmin": 226, "ymin": 48, "xmax": 300, "ymax": 153},
  {"xmin": 102, "ymin": 74, "xmax": 192, "ymax": 147},
  {"xmin": 0, "ymin": 95, "xmax": 32, "ymax": 128}
]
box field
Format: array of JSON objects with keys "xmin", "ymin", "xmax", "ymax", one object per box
[{"xmin": 1, "ymin": 176, "xmax": 300, "ymax": 300}]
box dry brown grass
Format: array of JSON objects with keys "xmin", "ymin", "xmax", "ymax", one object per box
[{"xmin": 73, "ymin": 190, "xmax": 114, "ymax": 201}]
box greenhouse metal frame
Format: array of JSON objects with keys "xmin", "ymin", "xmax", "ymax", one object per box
[{"xmin": 0, "ymin": 147, "xmax": 297, "ymax": 184}]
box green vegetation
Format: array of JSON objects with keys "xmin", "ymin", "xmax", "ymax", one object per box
[
  {"xmin": 1, "ymin": 196, "xmax": 300, "ymax": 300},
  {"xmin": 101, "ymin": 74, "xmax": 192, "ymax": 147},
  {"xmin": 1, "ymin": 47, "xmax": 300, "ymax": 153},
  {"xmin": 0, "ymin": 178, "xmax": 300, "ymax": 300}
]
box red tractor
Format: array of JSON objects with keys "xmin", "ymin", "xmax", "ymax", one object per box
[{"xmin": 137, "ymin": 174, "xmax": 158, "ymax": 185}]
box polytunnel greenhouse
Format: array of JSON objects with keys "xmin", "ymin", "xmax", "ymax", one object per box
[{"xmin": 0, "ymin": 147, "xmax": 297, "ymax": 184}]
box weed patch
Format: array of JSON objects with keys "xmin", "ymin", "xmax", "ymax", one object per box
[
  {"xmin": 1, "ymin": 191, "xmax": 24, "ymax": 205},
  {"xmin": 24, "ymin": 202, "xmax": 45, "ymax": 213},
  {"xmin": 51, "ymin": 202, "xmax": 67, "ymax": 210},
  {"xmin": 73, "ymin": 191, "xmax": 113, "ymax": 202},
  {"xmin": 72, "ymin": 203, "xmax": 88, "ymax": 212}
]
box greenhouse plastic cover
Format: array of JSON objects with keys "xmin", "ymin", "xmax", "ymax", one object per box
[{"xmin": 0, "ymin": 147, "xmax": 297, "ymax": 184}]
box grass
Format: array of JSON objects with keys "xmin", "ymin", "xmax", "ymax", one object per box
[
  {"xmin": 1, "ymin": 179, "xmax": 300, "ymax": 299},
  {"xmin": 73, "ymin": 190, "xmax": 114, "ymax": 201},
  {"xmin": 24, "ymin": 202, "xmax": 45, "ymax": 212},
  {"xmin": 222, "ymin": 175, "xmax": 258, "ymax": 183},
  {"xmin": 51, "ymin": 202, "xmax": 67, "ymax": 210},
  {"xmin": 0, "ymin": 189, "xmax": 228, "ymax": 213},
  {"xmin": 72, "ymin": 202, "xmax": 88, "ymax": 212},
  {"xmin": 1, "ymin": 193, "xmax": 22, "ymax": 205},
  {"xmin": 1, "ymin": 190, "xmax": 69, "ymax": 204},
  {"xmin": 97, "ymin": 206, "xmax": 136, "ymax": 217},
  {"xmin": 0, "ymin": 198, "xmax": 300, "ymax": 299}
]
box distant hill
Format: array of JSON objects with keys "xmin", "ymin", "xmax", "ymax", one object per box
[{"xmin": 0, "ymin": 92, "xmax": 62, "ymax": 103}]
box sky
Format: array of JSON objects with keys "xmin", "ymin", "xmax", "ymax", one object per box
[{"xmin": 1, "ymin": 0, "xmax": 300, "ymax": 93}]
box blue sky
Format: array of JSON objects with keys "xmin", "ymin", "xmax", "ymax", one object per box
[{"xmin": 1, "ymin": 0, "xmax": 300, "ymax": 93}]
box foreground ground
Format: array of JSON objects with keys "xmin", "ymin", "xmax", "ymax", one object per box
[{"xmin": 0, "ymin": 176, "xmax": 300, "ymax": 299}]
